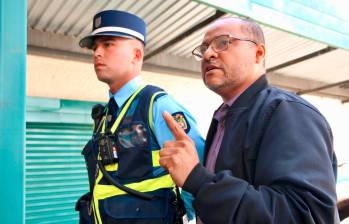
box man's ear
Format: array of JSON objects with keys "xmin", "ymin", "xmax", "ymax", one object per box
[{"xmin": 255, "ymin": 44, "xmax": 265, "ymax": 65}]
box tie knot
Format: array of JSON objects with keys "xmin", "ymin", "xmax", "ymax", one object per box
[
  {"xmin": 214, "ymin": 104, "xmax": 229, "ymax": 122},
  {"xmin": 107, "ymin": 98, "xmax": 118, "ymax": 126},
  {"xmin": 108, "ymin": 97, "xmax": 118, "ymax": 111},
  {"xmin": 108, "ymin": 97, "xmax": 118, "ymax": 106}
]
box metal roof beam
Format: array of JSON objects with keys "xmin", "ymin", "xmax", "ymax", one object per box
[
  {"xmin": 266, "ymin": 73, "xmax": 349, "ymax": 99},
  {"xmin": 27, "ymin": 45, "xmax": 349, "ymax": 100},
  {"xmin": 28, "ymin": 28, "xmax": 91, "ymax": 55},
  {"xmin": 342, "ymin": 98, "xmax": 349, "ymax": 104},
  {"xmin": 267, "ymin": 46, "xmax": 337, "ymax": 73},
  {"xmin": 297, "ymin": 79, "xmax": 349, "ymax": 95},
  {"xmin": 144, "ymin": 10, "xmax": 225, "ymax": 61}
]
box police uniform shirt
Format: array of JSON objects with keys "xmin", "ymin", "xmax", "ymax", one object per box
[{"xmin": 109, "ymin": 76, "xmax": 205, "ymax": 220}]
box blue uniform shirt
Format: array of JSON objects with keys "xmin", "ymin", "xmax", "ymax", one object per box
[{"xmin": 109, "ymin": 76, "xmax": 205, "ymax": 220}]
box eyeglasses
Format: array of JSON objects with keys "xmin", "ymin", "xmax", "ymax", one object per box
[{"xmin": 191, "ymin": 34, "xmax": 257, "ymax": 61}]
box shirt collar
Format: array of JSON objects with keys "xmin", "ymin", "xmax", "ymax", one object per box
[
  {"xmin": 225, "ymin": 95, "xmax": 239, "ymax": 107},
  {"xmin": 108, "ymin": 76, "xmax": 142, "ymax": 108}
]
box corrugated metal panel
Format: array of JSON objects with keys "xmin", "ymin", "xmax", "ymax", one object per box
[
  {"xmin": 165, "ymin": 21, "xmax": 328, "ymax": 66},
  {"xmin": 27, "ymin": 0, "xmax": 215, "ymax": 53},
  {"xmin": 145, "ymin": 1, "xmax": 215, "ymax": 52},
  {"xmin": 263, "ymin": 25, "xmax": 328, "ymax": 68},
  {"xmin": 25, "ymin": 122, "xmax": 92, "ymax": 223},
  {"xmin": 27, "ymin": 0, "xmax": 349, "ymax": 98},
  {"xmin": 27, "ymin": 0, "xmax": 332, "ymax": 68}
]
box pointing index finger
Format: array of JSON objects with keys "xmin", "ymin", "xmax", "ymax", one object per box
[{"xmin": 162, "ymin": 111, "xmax": 190, "ymax": 141}]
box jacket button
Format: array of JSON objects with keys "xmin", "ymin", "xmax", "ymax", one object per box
[{"xmin": 136, "ymin": 208, "xmax": 140, "ymax": 212}]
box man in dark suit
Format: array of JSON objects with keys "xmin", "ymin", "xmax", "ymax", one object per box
[{"xmin": 159, "ymin": 17, "xmax": 340, "ymax": 224}]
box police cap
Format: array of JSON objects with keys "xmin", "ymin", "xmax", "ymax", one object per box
[{"xmin": 79, "ymin": 10, "xmax": 146, "ymax": 49}]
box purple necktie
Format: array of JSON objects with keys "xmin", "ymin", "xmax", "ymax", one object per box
[{"xmin": 205, "ymin": 104, "xmax": 229, "ymax": 172}]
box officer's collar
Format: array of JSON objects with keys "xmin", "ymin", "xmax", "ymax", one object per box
[{"xmin": 108, "ymin": 76, "xmax": 142, "ymax": 108}]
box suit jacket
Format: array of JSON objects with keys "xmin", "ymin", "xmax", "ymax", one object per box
[{"xmin": 183, "ymin": 75, "xmax": 339, "ymax": 224}]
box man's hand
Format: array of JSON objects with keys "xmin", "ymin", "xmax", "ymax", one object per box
[{"xmin": 159, "ymin": 111, "xmax": 200, "ymax": 187}]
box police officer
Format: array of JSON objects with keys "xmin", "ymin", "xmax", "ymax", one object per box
[{"xmin": 75, "ymin": 10, "xmax": 204, "ymax": 224}]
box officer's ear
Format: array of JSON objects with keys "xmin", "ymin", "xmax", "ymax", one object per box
[{"xmin": 132, "ymin": 42, "xmax": 144, "ymax": 64}]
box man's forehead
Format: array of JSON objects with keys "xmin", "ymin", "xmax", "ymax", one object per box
[{"xmin": 203, "ymin": 20, "xmax": 242, "ymax": 42}]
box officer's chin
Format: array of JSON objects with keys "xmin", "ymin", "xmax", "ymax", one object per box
[{"xmin": 96, "ymin": 73, "xmax": 112, "ymax": 85}]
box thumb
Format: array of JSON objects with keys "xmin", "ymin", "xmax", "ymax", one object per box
[{"xmin": 162, "ymin": 111, "xmax": 190, "ymax": 141}]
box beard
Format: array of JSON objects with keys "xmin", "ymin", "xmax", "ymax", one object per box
[
  {"xmin": 204, "ymin": 69, "xmax": 240, "ymax": 94},
  {"xmin": 206, "ymin": 78, "xmax": 237, "ymax": 94}
]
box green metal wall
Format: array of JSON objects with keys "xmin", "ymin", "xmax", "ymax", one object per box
[
  {"xmin": 25, "ymin": 122, "xmax": 91, "ymax": 223},
  {"xmin": 0, "ymin": 0, "xmax": 26, "ymax": 222}
]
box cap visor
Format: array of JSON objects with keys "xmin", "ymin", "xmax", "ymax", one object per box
[
  {"xmin": 79, "ymin": 35, "xmax": 94, "ymax": 49},
  {"xmin": 79, "ymin": 32, "xmax": 140, "ymax": 49}
]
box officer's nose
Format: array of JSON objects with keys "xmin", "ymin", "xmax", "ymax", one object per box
[{"xmin": 93, "ymin": 44, "xmax": 103, "ymax": 58}]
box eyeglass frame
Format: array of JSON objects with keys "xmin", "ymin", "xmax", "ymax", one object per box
[{"xmin": 191, "ymin": 34, "xmax": 258, "ymax": 61}]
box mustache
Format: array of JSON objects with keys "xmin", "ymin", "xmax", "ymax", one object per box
[{"xmin": 203, "ymin": 62, "xmax": 222, "ymax": 72}]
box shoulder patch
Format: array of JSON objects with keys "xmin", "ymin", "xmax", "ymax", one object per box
[{"xmin": 171, "ymin": 112, "xmax": 191, "ymax": 133}]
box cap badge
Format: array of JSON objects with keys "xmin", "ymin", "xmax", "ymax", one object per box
[{"xmin": 95, "ymin": 16, "xmax": 101, "ymax": 28}]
